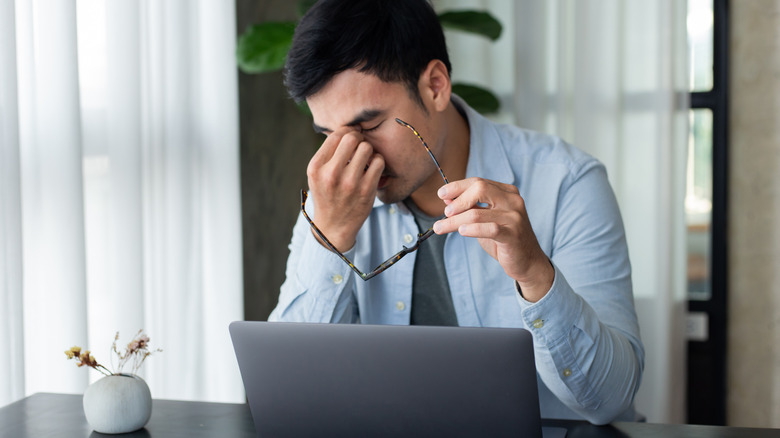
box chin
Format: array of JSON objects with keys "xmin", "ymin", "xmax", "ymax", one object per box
[{"xmin": 376, "ymin": 187, "xmax": 409, "ymax": 206}]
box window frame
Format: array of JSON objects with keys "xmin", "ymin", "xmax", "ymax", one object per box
[{"xmin": 686, "ymin": 0, "xmax": 729, "ymax": 426}]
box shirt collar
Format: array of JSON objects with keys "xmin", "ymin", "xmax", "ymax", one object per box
[{"xmin": 451, "ymin": 94, "xmax": 515, "ymax": 186}]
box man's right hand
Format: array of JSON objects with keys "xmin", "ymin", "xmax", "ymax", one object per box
[{"xmin": 306, "ymin": 128, "xmax": 385, "ymax": 252}]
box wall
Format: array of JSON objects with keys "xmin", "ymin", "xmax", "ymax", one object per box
[
  {"xmin": 236, "ymin": 0, "xmax": 320, "ymax": 322},
  {"xmin": 727, "ymin": 0, "xmax": 780, "ymax": 427}
]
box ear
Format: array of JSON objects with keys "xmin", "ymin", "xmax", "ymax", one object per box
[{"xmin": 418, "ymin": 60, "xmax": 451, "ymax": 113}]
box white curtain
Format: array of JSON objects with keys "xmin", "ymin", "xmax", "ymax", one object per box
[
  {"xmin": 514, "ymin": 0, "xmax": 689, "ymax": 424},
  {"xmin": 0, "ymin": 0, "xmax": 26, "ymax": 408},
  {"xmin": 441, "ymin": 0, "xmax": 689, "ymax": 423},
  {"xmin": 0, "ymin": 0, "xmax": 244, "ymax": 406}
]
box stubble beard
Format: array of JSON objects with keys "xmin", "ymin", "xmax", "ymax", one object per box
[
  {"xmin": 375, "ymin": 167, "xmax": 434, "ymax": 206},
  {"xmin": 375, "ymin": 181, "xmax": 411, "ymax": 206}
]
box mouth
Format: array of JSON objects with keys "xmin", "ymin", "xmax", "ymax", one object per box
[{"xmin": 377, "ymin": 175, "xmax": 390, "ymax": 189}]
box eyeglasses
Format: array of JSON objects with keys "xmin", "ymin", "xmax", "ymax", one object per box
[{"xmin": 300, "ymin": 118, "xmax": 449, "ymax": 281}]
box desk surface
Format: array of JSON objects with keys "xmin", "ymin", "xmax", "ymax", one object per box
[{"xmin": 1, "ymin": 393, "xmax": 778, "ymax": 438}]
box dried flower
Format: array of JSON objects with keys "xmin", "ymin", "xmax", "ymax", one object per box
[
  {"xmin": 65, "ymin": 330, "xmax": 161, "ymax": 376},
  {"xmin": 64, "ymin": 346, "xmax": 81, "ymax": 359},
  {"xmin": 112, "ymin": 330, "xmax": 162, "ymax": 375},
  {"xmin": 64, "ymin": 347, "xmax": 112, "ymax": 376}
]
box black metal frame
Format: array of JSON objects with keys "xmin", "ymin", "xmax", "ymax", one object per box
[{"xmin": 687, "ymin": 0, "xmax": 729, "ymax": 426}]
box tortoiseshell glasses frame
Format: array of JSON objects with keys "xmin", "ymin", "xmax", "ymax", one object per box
[{"xmin": 300, "ymin": 118, "xmax": 449, "ymax": 281}]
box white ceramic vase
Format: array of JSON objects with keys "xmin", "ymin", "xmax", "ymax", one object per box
[{"xmin": 83, "ymin": 373, "xmax": 152, "ymax": 434}]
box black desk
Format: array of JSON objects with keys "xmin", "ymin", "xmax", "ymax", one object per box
[{"xmin": 1, "ymin": 393, "xmax": 778, "ymax": 438}]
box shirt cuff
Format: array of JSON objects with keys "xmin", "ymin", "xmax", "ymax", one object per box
[
  {"xmin": 514, "ymin": 261, "xmax": 582, "ymax": 347},
  {"xmin": 295, "ymin": 229, "xmax": 356, "ymax": 315}
]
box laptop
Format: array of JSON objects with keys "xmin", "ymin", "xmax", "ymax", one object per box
[{"xmin": 230, "ymin": 321, "xmax": 566, "ymax": 438}]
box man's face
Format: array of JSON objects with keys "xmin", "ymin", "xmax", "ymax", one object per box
[{"xmin": 306, "ymin": 69, "xmax": 443, "ymax": 205}]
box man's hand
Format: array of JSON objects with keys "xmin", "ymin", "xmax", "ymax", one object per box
[
  {"xmin": 306, "ymin": 128, "xmax": 385, "ymax": 252},
  {"xmin": 433, "ymin": 177, "xmax": 554, "ymax": 302}
]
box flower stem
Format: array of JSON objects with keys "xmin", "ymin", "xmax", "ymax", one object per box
[{"xmin": 97, "ymin": 365, "xmax": 113, "ymax": 376}]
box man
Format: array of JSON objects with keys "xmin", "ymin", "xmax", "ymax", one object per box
[{"xmin": 269, "ymin": 0, "xmax": 643, "ymax": 425}]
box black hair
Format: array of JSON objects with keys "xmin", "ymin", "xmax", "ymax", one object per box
[{"xmin": 283, "ymin": 0, "xmax": 451, "ymax": 106}]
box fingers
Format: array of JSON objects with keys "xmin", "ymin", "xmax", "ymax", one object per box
[
  {"xmin": 343, "ymin": 141, "xmax": 382, "ymax": 181},
  {"xmin": 433, "ymin": 177, "xmax": 525, "ymax": 238},
  {"xmin": 364, "ymin": 153, "xmax": 385, "ymax": 183},
  {"xmin": 304, "ymin": 128, "xmax": 383, "ymax": 253},
  {"xmin": 438, "ymin": 177, "xmax": 520, "ymax": 217},
  {"xmin": 435, "ymin": 177, "xmax": 553, "ymax": 298},
  {"xmin": 308, "ymin": 128, "xmax": 384, "ymax": 194},
  {"xmin": 330, "ymin": 130, "xmax": 365, "ymax": 169},
  {"xmin": 433, "ymin": 207, "xmax": 517, "ymax": 239},
  {"xmin": 308, "ymin": 128, "xmax": 362, "ymax": 175},
  {"xmin": 308, "ymin": 128, "xmax": 349, "ymax": 171}
]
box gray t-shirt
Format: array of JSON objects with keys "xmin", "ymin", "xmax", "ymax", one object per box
[{"xmin": 404, "ymin": 199, "xmax": 459, "ymax": 326}]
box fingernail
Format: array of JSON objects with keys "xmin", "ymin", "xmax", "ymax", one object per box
[
  {"xmin": 433, "ymin": 221, "xmax": 442, "ymax": 233},
  {"xmin": 438, "ymin": 186, "xmax": 447, "ymax": 198},
  {"xmin": 444, "ymin": 205, "xmax": 452, "ymax": 216}
]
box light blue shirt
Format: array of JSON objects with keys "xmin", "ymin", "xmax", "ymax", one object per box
[{"xmin": 269, "ymin": 96, "xmax": 644, "ymax": 424}]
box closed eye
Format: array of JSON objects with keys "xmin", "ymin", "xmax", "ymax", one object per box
[{"xmin": 361, "ymin": 121, "xmax": 383, "ymax": 133}]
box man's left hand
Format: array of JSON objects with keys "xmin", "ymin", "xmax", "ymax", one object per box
[{"xmin": 433, "ymin": 177, "xmax": 554, "ymax": 302}]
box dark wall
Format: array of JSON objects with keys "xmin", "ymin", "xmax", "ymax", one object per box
[{"xmin": 236, "ymin": 0, "xmax": 320, "ymax": 321}]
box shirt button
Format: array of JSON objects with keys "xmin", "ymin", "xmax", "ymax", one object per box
[
  {"xmin": 403, "ymin": 234, "xmax": 414, "ymax": 244},
  {"xmin": 532, "ymin": 319, "xmax": 544, "ymax": 329},
  {"xmin": 331, "ymin": 274, "xmax": 343, "ymax": 285},
  {"xmin": 396, "ymin": 301, "xmax": 406, "ymax": 311},
  {"xmin": 563, "ymin": 368, "xmax": 572, "ymax": 378},
  {"xmin": 389, "ymin": 206, "xmax": 396, "ymax": 214}
]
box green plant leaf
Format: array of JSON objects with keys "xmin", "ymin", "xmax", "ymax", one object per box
[
  {"xmin": 452, "ymin": 83, "xmax": 500, "ymax": 114},
  {"xmin": 236, "ymin": 22, "xmax": 297, "ymax": 74},
  {"xmin": 296, "ymin": 100, "xmax": 311, "ymax": 116},
  {"xmin": 297, "ymin": 0, "xmax": 318, "ymax": 17},
  {"xmin": 437, "ymin": 10, "xmax": 502, "ymax": 41}
]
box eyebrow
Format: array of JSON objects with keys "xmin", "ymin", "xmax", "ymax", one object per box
[{"xmin": 312, "ymin": 109, "xmax": 383, "ymax": 134}]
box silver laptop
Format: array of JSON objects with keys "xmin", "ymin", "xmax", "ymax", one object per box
[{"xmin": 230, "ymin": 321, "xmax": 562, "ymax": 438}]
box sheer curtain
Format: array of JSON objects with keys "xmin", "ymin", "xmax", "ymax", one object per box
[
  {"xmin": 0, "ymin": 0, "xmax": 25, "ymax": 409},
  {"xmin": 441, "ymin": 0, "xmax": 688, "ymax": 423},
  {"xmin": 513, "ymin": 0, "xmax": 689, "ymax": 423},
  {"xmin": 0, "ymin": 0, "xmax": 244, "ymax": 406}
]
